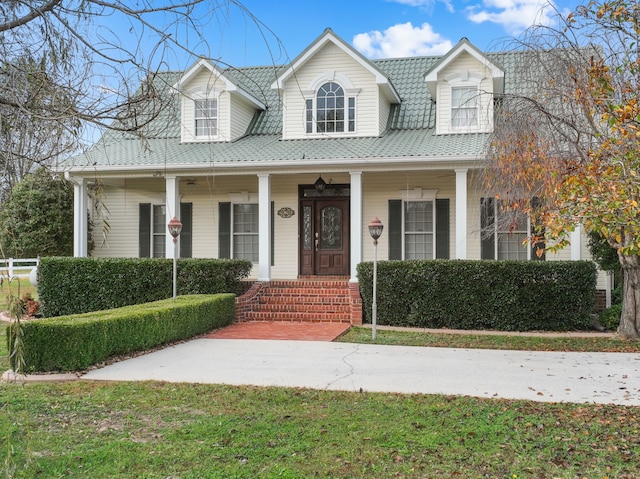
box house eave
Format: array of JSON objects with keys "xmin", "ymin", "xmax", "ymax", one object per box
[{"xmin": 62, "ymin": 155, "xmax": 486, "ymax": 178}]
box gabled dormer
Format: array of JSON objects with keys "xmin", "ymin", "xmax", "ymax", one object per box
[
  {"xmin": 425, "ymin": 38, "xmax": 504, "ymax": 135},
  {"xmin": 272, "ymin": 28, "xmax": 400, "ymax": 140},
  {"xmin": 174, "ymin": 58, "xmax": 265, "ymax": 143}
]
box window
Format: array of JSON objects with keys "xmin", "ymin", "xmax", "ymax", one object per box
[
  {"xmin": 404, "ymin": 201, "xmax": 435, "ymax": 260},
  {"xmin": 451, "ymin": 87, "xmax": 478, "ymax": 128},
  {"xmin": 481, "ymin": 198, "xmax": 543, "ymax": 260},
  {"xmin": 139, "ymin": 203, "xmax": 192, "ymax": 258},
  {"xmin": 194, "ymin": 99, "xmax": 217, "ymax": 137},
  {"xmin": 497, "ymin": 211, "xmax": 528, "ymax": 260},
  {"xmin": 233, "ymin": 204, "xmax": 259, "ymax": 262},
  {"xmin": 152, "ymin": 205, "xmax": 166, "ymax": 258},
  {"xmin": 306, "ymin": 82, "xmax": 355, "ymax": 134},
  {"xmin": 389, "ymin": 199, "xmax": 449, "ymax": 260}
]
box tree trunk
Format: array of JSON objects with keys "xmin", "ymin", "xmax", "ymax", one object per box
[{"xmin": 617, "ymin": 253, "xmax": 640, "ymax": 339}]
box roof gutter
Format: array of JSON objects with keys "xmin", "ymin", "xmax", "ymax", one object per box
[{"xmin": 62, "ymin": 155, "xmax": 486, "ymax": 176}]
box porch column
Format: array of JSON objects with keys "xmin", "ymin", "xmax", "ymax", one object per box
[
  {"xmin": 570, "ymin": 224, "xmax": 582, "ymax": 260},
  {"xmin": 165, "ymin": 176, "xmax": 180, "ymax": 258},
  {"xmin": 258, "ymin": 173, "xmax": 271, "ymax": 281},
  {"xmin": 72, "ymin": 177, "xmax": 88, "ymax": 257},
  {"xmin": 455, "ymin": 168, "xmax": 468, "ymax": 259},
  {"xmin": 349, "ymin": 171, "xmax": 363, "ymax": 282}
]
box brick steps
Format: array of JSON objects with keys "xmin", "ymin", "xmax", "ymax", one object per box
[{"xmin": 235, "ymin": 279, "xmax": 362, "ymax": 325}]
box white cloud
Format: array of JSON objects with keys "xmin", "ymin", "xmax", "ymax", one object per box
[
  {"xmin": 353, "ymin": 22, "xmax": 453, "ymax": 59},
  {"xmin": 466, "ymin": 0, "xmax": 557, "ymax": 35}
]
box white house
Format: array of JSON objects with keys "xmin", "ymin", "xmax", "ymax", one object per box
[{"xmin": 64, "ymin": 29, "xmax": 601, "ymax": 324}]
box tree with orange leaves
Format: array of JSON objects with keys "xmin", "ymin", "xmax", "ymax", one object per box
[{"xmin": 485, "ymin": 0, "xmax": 640, "ymax": 338}]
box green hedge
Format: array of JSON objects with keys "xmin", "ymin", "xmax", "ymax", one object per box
[
  {"xmin": 37, "ymin": 257, "xmax": 252, "ymax": 317},
  {"xmin": 357, "ymin": 260, "xmax": 597, "ymax": 331},
  {"xmin": 8, "ymin": 294, "xmax": 235, "ymax": 372}
]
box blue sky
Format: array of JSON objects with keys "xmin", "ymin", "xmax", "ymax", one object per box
[{"xmin": 190, "ymin": 0, "xmax": 582, "ymax": 68}]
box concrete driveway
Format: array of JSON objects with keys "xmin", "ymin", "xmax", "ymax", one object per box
[{"xmin": 82, "ymin": 338, "xmax": 640, "ymax": 405}]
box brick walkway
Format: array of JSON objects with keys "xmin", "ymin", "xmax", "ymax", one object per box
[{"xmin": 205, "ymin": 322, "xmax": 351, "ymax": 341}]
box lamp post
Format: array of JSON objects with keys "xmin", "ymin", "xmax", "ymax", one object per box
[
  {"xmin": 167, "ymin": 216, "xmax": 183, "ymax": 299},
  {"xmin": 368, "ymin": 217, "xmax": 383, "ymax": 340}
]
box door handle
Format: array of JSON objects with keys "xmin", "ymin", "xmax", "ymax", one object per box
[{"xmin": 315, "ymin": 239, "xmax": 319, "ymax": 252}]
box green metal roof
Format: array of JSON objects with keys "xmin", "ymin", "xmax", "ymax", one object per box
[
  {"xmin": 68, "ymin": 44, "xmax": 526, "ymax": 171},
  {"xmin": 68, "ymin": 129, "xmax": 490, "ymax": 171}
]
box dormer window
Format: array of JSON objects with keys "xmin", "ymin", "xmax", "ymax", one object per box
[
  {"xmin": 451, "ymin": 87, "xmax": 478, "ymax": 128},
  {"xmin": 194, "ymin": 99, "xmax": 218, "ymax": 138},
  {"xmin": 306, "ymin": 82, "xmax": 355, "ymax": 134}
]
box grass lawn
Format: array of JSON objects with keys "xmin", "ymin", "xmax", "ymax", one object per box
[
  {"xmin": 2, "ymin": 321, "xmax": 640, "ymax": 478},
  {"xmin": 338, "ymin": 327, "xmax": 640, "ymax": 353}
]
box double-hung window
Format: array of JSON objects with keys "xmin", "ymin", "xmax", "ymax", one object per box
[
  {"xmin": 194, "ymin": 99, "xmax": 217, "ymax": 138},
  {"xmin": 388, "ymin": 198, "xmax": 449, "ymax": 260},
  {"xmin": 451, "ymin": 87, "xmax": 478, "ymax": 129},
  {"xmin": 139, "ymin": 203, "xmax": 192, "ymax": 258},
  {"xmin": 481, "ymin": 198, "xmax": 543, "ymax": 260},
  {"xmin": 404, "ymin": 201, "xmax": 435, "ymax": 259},
  {"xmin": 306, "ymin": 82, "xmax": 355, "ymax": 134},
  {"xmin": 233, "ymin": 204, "xmax": 259, "ymax": 262},
  {"xmin": 152, "ymin": 205, "xmax": 166, "ymax": 258}
]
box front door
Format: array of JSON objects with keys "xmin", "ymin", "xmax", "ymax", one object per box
[{"xmin": 299, "ymin": 187, "xmax": 350, "ymax": 276}]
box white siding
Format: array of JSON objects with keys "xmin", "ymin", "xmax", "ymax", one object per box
[
  {"xmin": 361, "ymin": 171, "xmax": 456, "ymax": 262},
  {"xmin": 378, "ymin": 95, "xmax": 390, "ymax": 133},
  {"xmin": 281, "ymin": 42, "xmax": 388, "ymax": 139},
  {"xmin": 230, "ymin": 97, "xmax": 256, "ymax": 140},
  {"xmin": 436, "ymin": 51, "xmax": 495, "ymax": 135},
  {"xmin": 179, "ymin": 69, "xmax": 257, "ymax": 143},
  {"xmin": 91, "ymin": 179, "xmax": 165, "ymax": 258},
  {"xmin": 93, "ymin": 172, "xmax": 605, "ymax": 286}
]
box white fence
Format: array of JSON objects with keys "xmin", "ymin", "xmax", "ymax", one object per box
[{"xmin": 0, "ymin": 258, "xmax": 39, "ymax": 280}]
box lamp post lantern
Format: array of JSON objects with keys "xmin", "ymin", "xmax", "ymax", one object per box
[
  {"xmin": 368, "ymin": 217, "xmax": 383, "ymax": 340},
  {"xmin": 167, "ymin": 216, "xmax": 183, "ymax": 299}
]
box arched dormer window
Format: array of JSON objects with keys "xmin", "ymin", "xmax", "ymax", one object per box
[{"xmin": 305, "ymin": 82, "xmax": 355, "ymax": 134}]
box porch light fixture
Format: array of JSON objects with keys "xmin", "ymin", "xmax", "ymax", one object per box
[
  {"xmin": 368, "ymin": 217, "xmax": 384, "ymax": 340},
  {"xmin": 167, "ymin": 216, "xmax": 183, "ymax": 299},
  {"xmin": 314, "ymin": 175, "xmax": 327, "ymax": 194}
]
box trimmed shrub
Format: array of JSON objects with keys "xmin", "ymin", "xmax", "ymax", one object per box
[
  {"xmin": 357, "ymin": 260, "xmax": 597, "ymax": 331},
  {"xmin": 37, "ymin": 257, "xmax": 251, "ymax": 317},
  {"xmin": 8, "ymin": 294, "xmax": 235, "ymax": 372}
]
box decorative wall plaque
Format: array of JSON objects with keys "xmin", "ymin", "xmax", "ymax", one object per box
[{"xmin": 277, "ymin": 207, "xmax": 295, "ymax": 218}]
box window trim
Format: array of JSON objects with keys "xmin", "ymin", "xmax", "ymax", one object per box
[
  {"xmin": 194, "ymin": 98, "xmax": 218, "ymax": 139},
  {"xmin": 304, "ymin": 81, "xmax": 357, "ymax": 135},
  {"xmin": 451, "ymin": 86, "xmax": 479, "ymax": 129},
  {"xmin": 231, "ymin": 202, "xmax": 259, "ymax": 263},
  {"xmin": 402, "ymin": 199, "xmax": 436, "ymax": 260},
  {"xmin": 139, "ymin": 203, "xmax": 192, "ymax": 259},
  {"xmin": 152, "ymin": 204, "xmax": 166, "ymax": 258},
  {"xmin": 481, "ymin": 198, "xmax": 542, "ymax": 261},
  {"xmin": 441, "ymin": 71, "xmax": 485, "ymax": 134}
]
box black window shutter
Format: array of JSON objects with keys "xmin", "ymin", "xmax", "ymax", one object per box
[
  {"xmin": 531, "ymin": 232, "xmax": 546, "ymax": 261},
  {"xmin": 218, "ymin": 202, "xmax": 231, "ymax": 259},
  {"xmin": 139, "ymin": 203, "xmax": 151, "ymax": 258},
  {"xmin": 480, "ymin": 197, "xmax": 495, "ymax": 260},
  {"xmin": 388, "ymin": 199, "xmax": 402, "ymax": 260},
  {"xmin": 530, "ymin": 197, "xmax": 546, "ymax": 261},
  {"xmin": 271, "ymin": 201, "xmax": 274, "ymax": 267},
  {"xmin": 180, "ymin": 203, "xmax": 193, "ymax": 258},
  {"xmin": 435, "ymin": 198, "xmax": 450, "ymax": 259}
]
